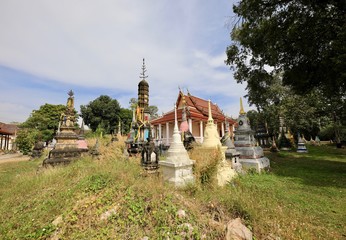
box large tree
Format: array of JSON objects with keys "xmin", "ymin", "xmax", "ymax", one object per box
[
  {"xmin": 226, "ymin": 0, "xmax": 346, "ymax": 144},
  {"xmin": 21, "ymin": 103, "xmax": 67, "ymax": 142},
  {"xmin": 226, "ymin": 0, "xmax": 345, "ymax": 96},
  {"xmin": 80, "ymin": 95, "xmax": 122, "ymax": 133}
]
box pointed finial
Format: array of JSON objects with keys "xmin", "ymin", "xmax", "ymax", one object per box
[
  {"xmin": 68, "ymin": 89, "xmax": 74, "ymax": 97},
  {"xmin": 208, "ymin": 100, "xmax": 213, "ymax": 124},
  {"xmin": 174, "ymin": 104, "xmax": 179, "ymax": 133},
  {"xmin": 239, "ymin": 97, "xmax": 246, "ymax": 115},
  {"xmin": 140, "ymin": 58, "xmax": 148, "ymax": 80}
]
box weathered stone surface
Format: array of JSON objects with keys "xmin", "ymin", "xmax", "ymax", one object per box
[
  {"xmin": 52, "ymin": 215, "xmax": 63, "ymax": 226},
  {"xmin": 234, "ymin": 99, "xmax": 270, "ymax": 172},
  {"xmin": 43, "ymin": 91, "xmax": 86, "ymax": 167},
  {"xmin": 100, "ymin": 207, "xmax": 118, "ymax": 221},
  {"xmin": 225, "ymin": 218, "xmax": 253, "ymax": 240},
  {"xmin": 176, "ymin": 209, "xmax": 186, "ymax": 219}
]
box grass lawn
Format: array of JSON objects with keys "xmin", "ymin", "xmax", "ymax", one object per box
[{"xmin": 0, "ymin": 140, "xmax": 345, "ymax": 239}]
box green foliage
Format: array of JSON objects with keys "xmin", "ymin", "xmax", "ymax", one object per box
[
  {"xmin": 80, "ymin": 95, "xmax": 121, "ymax": 133},
  {"xmin": 21, "ymin": 103, "xmax": 67, "ymax": 142},
  {"xmin": 226, "ymin": 0, "xmax": 345, "ymax": 139},
  {"xmin": 15, "ymin": 128, "xmax": 40, "ymax": 154},
  {"xmin": 226, "ymin": 0, "xmax": 346, "ymax": 97},
  {"xmin": 1, "ymin": 142, "xmax": 345, "ymax": 239},
  {"xmin": 119, "ymin": 108, "xmax": 132, "ymax": 133},
  {"xmin": 128, "ymin": 97, "xmax": 159, "ymax": 119}
]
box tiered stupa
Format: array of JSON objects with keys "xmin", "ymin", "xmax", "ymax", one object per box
[
  {"xmin": 221, "ymin": 122, "xmax": 242, "ymax": 173},
  {"xmin": 200, "ymin": 100, "xmax": 237, "ymax": 186},
  {"xmin": 234, "ymin": 98, "xmax": 270, "ymax": 172},
  {"xmin": 297, "ymin": 133, "xmax": 308, "ymax": 153},
  {"xmin": 43, "ymin": 90, "xmax": 85, "ymax": 166},
  {"xmin": 159, "ymin": 105, "xmax": 195, "ymax": 187}
]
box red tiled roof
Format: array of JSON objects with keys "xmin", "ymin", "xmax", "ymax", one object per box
[
  {"xmin": 151, "ymin": 92, "xmax": 236, "ymax": 125},
  {"xmin": 0, "ymin": 122, "xmax": 19, "ymax": 135}
]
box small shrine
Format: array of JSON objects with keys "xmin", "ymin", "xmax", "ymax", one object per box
[
  {"xmin": 159, "ymin": 105, "xmax": 195, "ymax": 187},
  {"xmin": 297, "ymin": 133, "xmax": 308, "ymax": 153},
  {"xmin": 234, "ymin": 98, "xmax": 270, "ymax": 172},
  {"xmin": 278, "ymin": 128, "xmax": 292, "ymax": 151},
  {"xmin": 254, "ymin": 120, "xmax": 271, "ymax": 149},
  {"xmin": 221, "ymin": 122, "xmax": 242, "ymax": 173},
  {"xmin": 43, "ymin": 90, "xmax": 85, "ymax": 166},
  {"xmin": 200, "ymin": 100, "xmax": 237, "ymax": 186},
  {"xmin": 180, "ymin": 101, "xmax": 195, "ymax": 150}
]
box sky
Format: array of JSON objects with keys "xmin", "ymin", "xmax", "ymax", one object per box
[{"xmin": 0, "ymin": 0, "xmax": 251, "ymax": 124}]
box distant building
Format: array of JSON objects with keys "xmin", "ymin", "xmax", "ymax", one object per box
[
  {"xmin": 0, "ymin": 122, "xmax": 19, "ymax": 151},
  {"xmin": 151, "ymin": 90, "xmax": 236, "ymax": 146}
]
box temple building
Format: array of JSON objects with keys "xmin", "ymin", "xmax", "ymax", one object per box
[
  {"xmin": 0, "ymin": 122, "xmax": 19, "ymax": 151},
  {"xmin": 150, "ymin": 90, "xmax": 236, "ymax": 146}
]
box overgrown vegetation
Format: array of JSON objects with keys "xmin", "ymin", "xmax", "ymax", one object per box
[{"xmin": 0, "ymin": 138, "xmax": 345, "ymax": 239}]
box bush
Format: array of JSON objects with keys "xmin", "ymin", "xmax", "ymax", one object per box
[{"xmin": 15, "ymin": 129, "xmax": 39, "ymax": 155}]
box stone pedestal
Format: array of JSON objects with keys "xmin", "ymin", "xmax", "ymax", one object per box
[
  {"xmin": 221, "ymin": 129, "xmax": 242, "ymax": 173},
  {"xmin": 297, "ymin": 136, "xmax": 308, "ymax": 153},
  {"xmin": 159, "ymin": 105, "xmax": 195, "ymax": 187},
  {"xmin": 234, "ymin": 99, "xmax": 270, "ymax": 172},
  {"xmin": 43, "ymin": 91, "xmax": 85, "ymax": 166}
]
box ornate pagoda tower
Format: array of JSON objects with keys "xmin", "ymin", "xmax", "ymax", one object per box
[
  {"xmin": 234, "ymin": 98, "xmax": 270, "ymax": 172},
  {"xmin": 43, "ymin": 90, "xmax": 85, "ymax": 166},
  {"xmin": 137, "ymin": 58, "xmax": 151, "ymax": 142}
]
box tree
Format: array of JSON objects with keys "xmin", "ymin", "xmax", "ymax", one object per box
[
  {"xmin": 15, "ymin": 128, "xmax": 39, "ymax": 155},
  {"xmin": 128, "ymin": 97, "xmax": 159, "ymax": 119},
  {"xmin": 226, "ymin": 1, "xmax": 346, "ymax": 144},
  {"xmin": 226, "ymin": 0, "xmax": 345, "ymax": 96},
  {"xmin": 119, "ymin": 108, "xmax": 132, "ymax": 134},
  {"xmin": 21, "ymin": 103, "xmax": 67, "ymax": 142},
  {"xmin": 80, "ymin": 95, "xmax": 121, "ymax": 133}
]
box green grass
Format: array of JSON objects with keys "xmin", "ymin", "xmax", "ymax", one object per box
[{"xmin": 0, "ymin": 140, "xmax": 345, "ymax": 239}]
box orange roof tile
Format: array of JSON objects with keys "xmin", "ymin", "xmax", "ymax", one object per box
[{"xmin": 151, "ymin": 92, "xmax": 236, "ymax": 125}]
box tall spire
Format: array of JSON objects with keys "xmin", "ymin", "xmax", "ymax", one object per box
[
  {"xmin": 239, "ymin": 97, "xmax": 246, "ymax": 115},
  {"xmin": 207, "ymin": 100, "xmax": 213, "ymax": 124},
  {"xmin": 174, "ymin": 104, "xmax": 179, "ymax": 133},
  {"xmin": 139, "ymin": 58, "xmax": 148, "ymax": 81}
]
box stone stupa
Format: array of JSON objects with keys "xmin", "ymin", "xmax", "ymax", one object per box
[
  {"xmin": 221, "ymin": 122, "xmax": 242, "ymax": 173},
  {"xmin": 234, "ymin": 98, "xmax": 270, "ymax": 172},
  {"xmin": 201, "ymin": 100, "xmax": 237, "ymax": 186},
  {"xmin": 297, "ymin": 133, "xmax": 308, "ymax": 153},
  {"xmin": 159, "ymin": 105, "xmax": 195, "ymax": 187},
  {"xmin": 43, "ymin": 90, "xmax": 84, "ymax": 166}
]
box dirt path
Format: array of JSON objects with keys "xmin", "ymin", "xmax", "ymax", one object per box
[{"xmin": 0, "ymin": 153, "xmax": 31, "ymax": 164}]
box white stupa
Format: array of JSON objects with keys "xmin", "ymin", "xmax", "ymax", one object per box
[
  {"xmin": 200, "ymin": 100, "xmax": 237, "ymax": 186},
  {"xmin": 159, "ymin": 105, "xmax": 195, "ymax": 187}
]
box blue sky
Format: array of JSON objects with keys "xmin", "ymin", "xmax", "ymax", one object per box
[{"xmin": 0, "ymin": 0, "xmax": 251, "ymax": 124}]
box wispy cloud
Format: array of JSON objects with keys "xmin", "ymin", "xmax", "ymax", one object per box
[{"xmin": 0, "ymin": 0, "xmax": 252, "ymax": 123}]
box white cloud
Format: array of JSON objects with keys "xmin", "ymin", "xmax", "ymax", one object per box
[{"xmin": 0, "ymin": 0, "xmax": 252, "ymax": 123}]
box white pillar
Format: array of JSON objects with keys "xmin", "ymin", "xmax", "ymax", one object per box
[
  {"xmin": 158, "ymin": 124, "xmax": 162, "ymax": 139},
  {"xmin": 199, "ymin": 121, "xmax": 204, "ymax": 143},
  {"xmin": 166, "ymin": 122, "xmax": 170, "ymax": 145},
  {"xmin": 221, "ymin": 122, "xmax": 225, "ymax": 137},
  {"xmin": 188, "ymin": 119, "xmax": 192, "ymax": 132}
]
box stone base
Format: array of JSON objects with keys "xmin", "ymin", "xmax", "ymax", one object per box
[
  {"xmin": 43, "ymin": 157, "xmax": 72, "ymax": 167},
  {"xmin": 297, "ymin": 148, "xmax": 308, "ymax": 153},
  {"xmin": 239, "ymin": 157, "xmax": 270, "ymax": 172},
  {"xmin": 217, "ymin": 161, "xmax": 237, "ymax": 186},
  {"xmin": 159, "ymin": 160, "xmax": 195, "ymax": 187},
  {"xmin": 49, "ymin": 148, "xmax": 83, "ymax": 159},
  {"xmin": 43, "ymin": 148, "xmax": 84, "ymax": 167}
]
